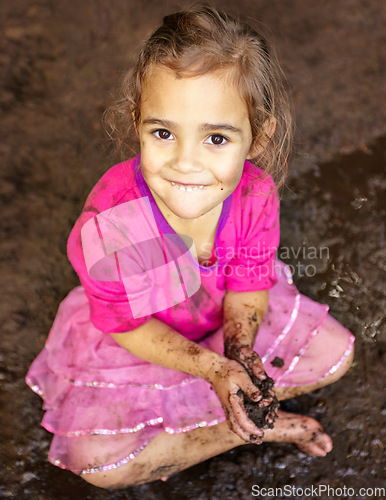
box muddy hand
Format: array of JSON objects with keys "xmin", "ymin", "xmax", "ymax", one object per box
[
  {"xmin": 224, "ymin": 341, "xmax": 265, "ymax": 379},
  {"xmin": 209, "ymin": 358, "xmax": 265, "ymax": 444},
  {"xmin": 224, "ymin": 342, "xmax": 275, "ymax": 404}
]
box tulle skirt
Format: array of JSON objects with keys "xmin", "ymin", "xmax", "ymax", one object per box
[{"xmin": 26, "ymin": 261, "xmax": 354, "ymax": 474}]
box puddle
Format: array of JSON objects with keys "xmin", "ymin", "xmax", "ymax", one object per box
[{"xmin": 280, "ymin": 136, "xmax": 386, "ymax": 345}]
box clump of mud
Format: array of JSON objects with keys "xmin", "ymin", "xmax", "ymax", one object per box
[
  {"xmin": 271, "ymin": 356, "xmax": 284, "ymax": 368},
  {"xmin": 238, "ymin": 374, "xmax": 279, "ymax": 430}
]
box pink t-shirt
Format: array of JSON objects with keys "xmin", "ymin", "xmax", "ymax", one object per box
[{"xmin": 67, "ymin": 156, "xmax": 280, "ymax": 340}]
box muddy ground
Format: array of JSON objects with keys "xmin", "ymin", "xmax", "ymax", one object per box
[{"xmin": 0, "ymin": 0, "xmax": 385, "ymax": 498}]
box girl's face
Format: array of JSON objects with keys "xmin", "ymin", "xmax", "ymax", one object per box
[{"xmin": 137, "ymin": 66, "xmax": 254, "ymax": 222}]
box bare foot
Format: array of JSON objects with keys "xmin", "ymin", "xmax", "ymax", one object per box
[
  {"xmin": 296, "ymin": 428, "xmax": 333, "ymax": 457},
  {"xmin": 264, "ymin": 410, "xmax": 333, "ymax": 457}
]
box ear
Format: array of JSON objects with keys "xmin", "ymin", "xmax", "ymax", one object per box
[{"xmin": 247, "ymin": 116, "xmax": 276, "ymax": 159}]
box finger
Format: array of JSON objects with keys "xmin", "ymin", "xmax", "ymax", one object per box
[
  {"xmin": 230, "ymin": 393, "xmax": 264, "ymax": 440},
  {"xmin": 240, "ymin": 379, "xmax": 263, "ymax": 402},
  {"xmin": 230, "ymin": 367, "xmax": 263, "ymax": 402},
  {"xmin": 266, "ymin": 407, "xmax": 278, "ymax": 420},
  {"xmin": 266, "ymin": 408, "xmax": 279, "ymax": 425},
  {"xmin": 236, "ymin": 358, "xmax": 251, "ymax": 375},
  {"xmin": 231, "ymin": 413, "xmax": 264, "ymax": 444},
  {"xmin": 229, "ymin": 412, "xmax": 259, "ymax": 443},
  {"xmin": 258, "ymin": 397, "xmax": 274, "ymax": 407},
  {"xmin": 251, "ymin": 359, "xmax": 267, "ymax": 380},
  {"xmin": 266, "ymin": 409, "xmax": 278, "ymax": 425},
  {"xmin": 231, "ymin": 346, "xmax": 258, "ymax": 375},
  {"xmin": 226, "ymin": 401, "xmax": 260, "ymax": 442}
]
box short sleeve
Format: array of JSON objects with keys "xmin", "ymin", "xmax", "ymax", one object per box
[
  {"xmin": 224, "ymin": 178, "xmax": 280, "ymax": 292},
  {"xmin": 82, "ymin": 276, "xmax": 151, "ymax": 335},
  {"xmin": 67, "ymin": 161, "xmax": 152, "ymax": 334}
]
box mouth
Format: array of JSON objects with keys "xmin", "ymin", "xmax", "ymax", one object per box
[{"xmin": 170, "ymin": 181, "xmax": 205, "ymax": 192}]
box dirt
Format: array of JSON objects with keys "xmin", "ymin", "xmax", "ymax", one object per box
[
  {"xmin": 238, "ymin": 375, "xmax": 280, "ymax": 430},
  {"xmin": 271, "ymin": 357, "xmax": 284, "ymax": 368},
  {"xmin": 0, "ymin": 0, "xmax": 385, "ymax": 499}
]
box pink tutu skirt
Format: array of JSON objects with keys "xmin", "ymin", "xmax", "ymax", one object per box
[{"xmin": 26, "ymin": 261, "xmax": 354, "ymax": 474}]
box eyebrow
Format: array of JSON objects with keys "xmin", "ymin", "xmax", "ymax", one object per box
[{"xmin": 142, "ymin": 117, "xmax": 243, "ymax": 135}]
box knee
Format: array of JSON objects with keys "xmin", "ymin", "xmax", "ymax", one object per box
[
  {"xmin": 347, "ymin": 343, "xmax": 355, "ymax": 365},
  {"xmin": 330, "ymin": 343, "xmax": 355, "ymax": 382},
  {"xmin": 341, "ymin": 343, "xmax": 354, "ymax": 372},
  {"xmin": 67, "ymin": 436, "xmax": 140, "ymax": 489}
]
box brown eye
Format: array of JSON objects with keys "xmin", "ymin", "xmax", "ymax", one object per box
[
  {"xmin": 207, "ymin": 134, "xmax": 227, "ymax": 146},
  {"xmin": 155, "ymin": 129, "xmax": 173, "ymax": 140}
]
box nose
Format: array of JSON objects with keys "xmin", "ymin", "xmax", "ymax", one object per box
[{"xmin": 171, "ymin": 140, "xmax": 202, "ymax": 174}]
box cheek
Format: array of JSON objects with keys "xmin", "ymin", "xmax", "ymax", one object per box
[
  {"xmin": 140, "ymin": 150, "xmax": 158, "ymax": 174},
  {"xmin": 218, "ymin": 160, "xmax": 244, "ymax": 186}
]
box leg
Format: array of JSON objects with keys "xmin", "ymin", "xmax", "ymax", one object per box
[
  {"xmin": 80, "ymin": 317, "xmax": 354, "ymax": 489},
  {"xmin": 275, "ymin": 343, "xmax": 354, "ymax": 400},
  {"xmin": 274, "ymin": 313, "xmax": 355, "ymax": 400},
  {"xmin": 80, "ymin": 409, "xmax": 332, "ymax": 489},
  {"xmin": 79, "ymin": 421, "xmax": 243, "ymax": 489}
]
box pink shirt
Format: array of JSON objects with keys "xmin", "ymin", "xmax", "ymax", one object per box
[{"xmin": 67, "ymin": 156, "xmax": 280, "ymax": 340}]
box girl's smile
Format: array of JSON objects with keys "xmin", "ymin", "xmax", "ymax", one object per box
[
  {"xmin": 137, "ymin": 66, "xmax": 254, "ymax": 224},
  {"xmin": 170, "ymin": 182, "xmax": 205, "ymax": 191}
]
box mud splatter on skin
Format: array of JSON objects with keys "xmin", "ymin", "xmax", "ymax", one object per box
[
  {"xmin": 224, "ymin": 340, "xmax": 258, "ymax": 366},
  {"xmin": 150, "ymin": 464, "xmax": 179, "ymax": 481},
  {"xmin": 250, "ymin": 312, "xmax": 257, "ymax": 322},
  {"xmin": 187, "ymin": 344, "xmax": 201, "ymax": 357},
  {"xmin": 223, "ymin": 340, "xmax": 265, "ymax": 378},
  {"xmin": 311, "ymin": 430, "xmax": 323, "ymax": 442},
  {"xmin": 223, "ymin": 302, "xmax": 266, "ymax": 347}
]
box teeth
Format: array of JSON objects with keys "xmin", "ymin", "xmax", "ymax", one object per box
[{"xmin": 171, "ymin": 182, "xmax": 204, "ymax": 191}]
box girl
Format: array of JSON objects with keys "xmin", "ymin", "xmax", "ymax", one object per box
[{"xmin": 26, "ymin": 6, "xmax": 355, "ymax": 489}]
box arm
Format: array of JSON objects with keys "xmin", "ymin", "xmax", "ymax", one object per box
[
  {"xmin": 111, "ymin": 317, "xmax": 265, "ymax": 442},
  {"xmin": 223, "ymin": 289, "xmax": 269, "ymax": 378},
  {"xmin": 111, "ymin": 317, "xmax": 223, "ymax": 381},
  {"xmin": 223, "ymin": 288, "xmax": 278, "ymax": 427},
  {"xmin": 223, "ymin": 289, "xmax": 269, "ymax": 347}
]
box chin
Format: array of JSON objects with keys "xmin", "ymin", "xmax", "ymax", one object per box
[{"xmin": 169, "ymin": 206, "xmax": 207, "ymax": 220}]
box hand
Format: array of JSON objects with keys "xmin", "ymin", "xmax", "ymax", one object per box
[
  {"xmin": 225, "ymin": 341, "xmax": 266, "ymax": 379},
  {"xmin": 208, "ymin": 358, "xmax": 265, "ymax": 444},
  {"xmin": 225, "ymin": 342, "xmax": 277, "ymax": 424}
]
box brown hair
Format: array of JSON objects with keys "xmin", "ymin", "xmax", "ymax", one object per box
[{"xmin": 104, "ymin": 5, "xmax": 293, "ymax": 186}]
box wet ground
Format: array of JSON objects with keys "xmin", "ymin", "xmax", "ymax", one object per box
[{"xmin": 0, "ymin": 1, "xmax": 385, "ymax": 499}]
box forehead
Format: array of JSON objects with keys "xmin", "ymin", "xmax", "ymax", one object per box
[{"xmin": 140, "ymin": 66, "xmax": 250, "ymax": 126}]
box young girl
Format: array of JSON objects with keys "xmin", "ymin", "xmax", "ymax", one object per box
[{"xmin": 26, "ymin": 6, "xmax": 355, "ymax": 489}]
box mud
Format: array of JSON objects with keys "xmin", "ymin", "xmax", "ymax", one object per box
[
  {"xmin": 1, "ymin": 0, "xmax": 385, "ymax": 499},
  {"xmin": 238, "ymin": 375, "xmax": 280, "ymax": 430},
  {"xmin": 271, "ymin": 356, "xmax": 284, "ymax": 368}
]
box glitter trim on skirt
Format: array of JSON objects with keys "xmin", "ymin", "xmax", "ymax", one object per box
[{"xmin": 26, "ymin": 261, "xmax": 355, "ymax": 474}]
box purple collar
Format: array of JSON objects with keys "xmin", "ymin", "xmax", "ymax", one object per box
[{"xmin": 133, "ymin": 155, "xmax": 232, "ymax": 269}]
